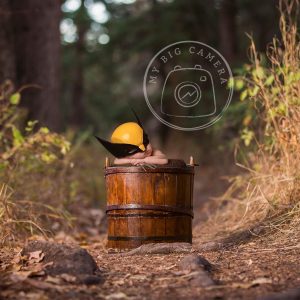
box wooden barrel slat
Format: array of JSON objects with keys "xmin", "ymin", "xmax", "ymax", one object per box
[
  {"xmin": 127, "ymin": 216, "xmax": 140, "ymax": 237},
  {"xmin": 105, "ymin": 160, "xmax": 194, "ymax": 249},
  {"xmin": 164, "ymin": 174, "xmax": 177, "ymax": 207},
  {"xmin": 107, "ymin": 216, "xmax": 115, "ymax": 249}
]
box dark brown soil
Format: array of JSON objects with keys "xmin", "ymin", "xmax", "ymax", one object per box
[{"xmin": 1, "ymin": 229, "xmax": 300, "ymax": 300}]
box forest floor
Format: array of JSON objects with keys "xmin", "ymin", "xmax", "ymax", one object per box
[{"xmin": 1, "ymin": 210, "xmax": 300, "ymax": 300}]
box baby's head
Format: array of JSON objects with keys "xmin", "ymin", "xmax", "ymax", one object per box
[{"xmin": 127, "ymin": 143, "xmax": 153, "ymax": 159}]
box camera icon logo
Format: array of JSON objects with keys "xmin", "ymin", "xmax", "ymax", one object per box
[
  {"xmin": 144, "ymin": 41, "xmax": 233, "ymax": 131},
  {"xmin": 161, "ymin": 65, "xmax": 216, "ymax": 118}
]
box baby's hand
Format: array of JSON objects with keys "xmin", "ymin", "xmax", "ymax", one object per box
[
  {"xmin": 144, "ymin": 156, "xmax": 168, "ymax": 165},
  {"xmin": 130, "ymin": 159, "xmax": 143, "ymax": 165}
]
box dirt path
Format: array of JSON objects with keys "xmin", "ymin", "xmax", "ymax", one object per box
[
  {"xmin": 1, "ymin": 231, "xmax": 300, "ymax": 300},
  {"xmin": 88, "ymin": 236, "xmax": 300, "ymax": 299}
]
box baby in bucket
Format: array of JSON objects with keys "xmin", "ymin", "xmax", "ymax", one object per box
[{"xmin": 95, "ymin": 112, "xmax": 168, "ymax": 166}]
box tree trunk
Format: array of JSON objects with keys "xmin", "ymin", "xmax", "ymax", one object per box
[
  {"xmin": 0, "ymin": 0, "xmax": 16, "ymax": 83},
  {"xmin": 10, "ymin": 0, "xmax": 62, "ymax": 131},
  {"xmin": 218, "ymin": 0, "xmax": 237, "ymax": 62},
  {"xmin": 71, "ymin": 14, "xmax": 86, "ymax": 127}
]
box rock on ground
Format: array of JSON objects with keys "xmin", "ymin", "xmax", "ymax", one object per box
[
  {"xmin": 179, "ymin": 253, "xmax": 215, "ymax": 287},
  {"xmin": 178, "ymin": 253, "xmax": 213, "ymax": 271},
  {"xmin": 22, "ymin": 241, "xmax": 102, "ymax": 284}
]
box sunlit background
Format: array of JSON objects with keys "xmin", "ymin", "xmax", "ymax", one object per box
[{"xmin": 0, "ymin": 0, "xmax": 280, "ymax": 209}]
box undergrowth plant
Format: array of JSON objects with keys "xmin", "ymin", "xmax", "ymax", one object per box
[
  {"xmin": 0, "ymin": 81, "xmax": 70, "ymax": 169},
  {"xmin": 0, "ymin": 80, "xmax": 74, "ymax": 244},
  {"xmin": 206, "ymin": 0, "xmax": 300, "ymax": 236},
  {"xmin": 0, "ymin": 81, "xmax": 106, "ymax": 245}
]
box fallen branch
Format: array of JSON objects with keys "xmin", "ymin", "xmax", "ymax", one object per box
[{"xmin": 121, "ymin": 243, "xmax": 193, "ymax": 256}]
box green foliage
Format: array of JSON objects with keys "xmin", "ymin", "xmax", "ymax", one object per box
[
  {"xmin": 219, "ymin": 0, "xmax": 300, "ymax": 229},
  {"xmin": 9, "ymin": 92, "xmax": 21, "ymax": 105},
  {"xmin": 241, "ymin": 128, "xmax": 254, "ymax": 147},
  {"xmin": 0, "ymin": 81, "xmax": 73, "ymax": 242},
  {"xmin": 224, "ymin": 9, "xmax": 299, "ymax": 156},
  {"xmin": 0, "ymin": 80, "xmax": 106, "ymax": 244},
  {"xmin": 0, "ymin": 81, "xmax": 71, "ymax": 164}
]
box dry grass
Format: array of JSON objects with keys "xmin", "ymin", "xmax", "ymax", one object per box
[
  {"xmin": 0, "ymin": 183, "xmax": 50, "ymax": 244},
  {"xmin": 195, "ymin": 0, "xmax": 300, "ymax": 242},
  {"xmin": 0, "ymin": 142, "xmax": 107, "ymax": 245},
  {"xmin": 0, "ymin": 80, "xmax": 106, "ymax": 245}
]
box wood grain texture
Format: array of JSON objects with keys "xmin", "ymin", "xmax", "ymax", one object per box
[{"xmin": 105, "ymin": 160, "xmax": 194, "ymax": 249}]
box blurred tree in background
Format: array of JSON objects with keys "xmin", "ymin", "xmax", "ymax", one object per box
[
  {"xmin": 0, "ymin": 0, "xmax": 278, "ymax": 164},
  {"xmin": 0, "ymin": 0, "xmax": 293, "ymax": 239},
  {"xmin": 0, "ymin": 0, "xmax": 62, "ymax": 131},
  {"xmin": 0, "ymin": 0, "xmax": 280, "ymax": 147},
  {"xmin": 60, "ymin": 0, "xmax": 279, "ymax": 137}
]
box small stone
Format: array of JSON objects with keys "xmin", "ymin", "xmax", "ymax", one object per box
[
  {"xmin": 179, "ymin": 253, "xmax": 213, "ymax": 272},
  {"xmin": 190, "ymin": 270, "xmax": 215, "ymax": 287},
  {"xmin": 179, "ymin": 254, "xmax": 215, "ymax": 287}
]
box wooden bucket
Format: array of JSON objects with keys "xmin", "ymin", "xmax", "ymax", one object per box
[{"xmin": 105, "ymin": 159, "xmax": 194, "ymax": 249}]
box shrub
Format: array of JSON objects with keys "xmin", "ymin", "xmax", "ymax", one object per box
[
  {"xmin": 206, "ymin": 0, "xmax": 300, "ymax": 235},
  {"xmin": 0, "ymin": 80, "xmax": 73, "ymax": 244}
]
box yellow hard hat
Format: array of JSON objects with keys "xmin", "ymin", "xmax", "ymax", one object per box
[
  {"xmin": 111, "ymin": 122, "xmax": 146, "ymax": 151},
  {"xmin": 95, "ymin": 110, "xmax": 150, "ymax": 158}
]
